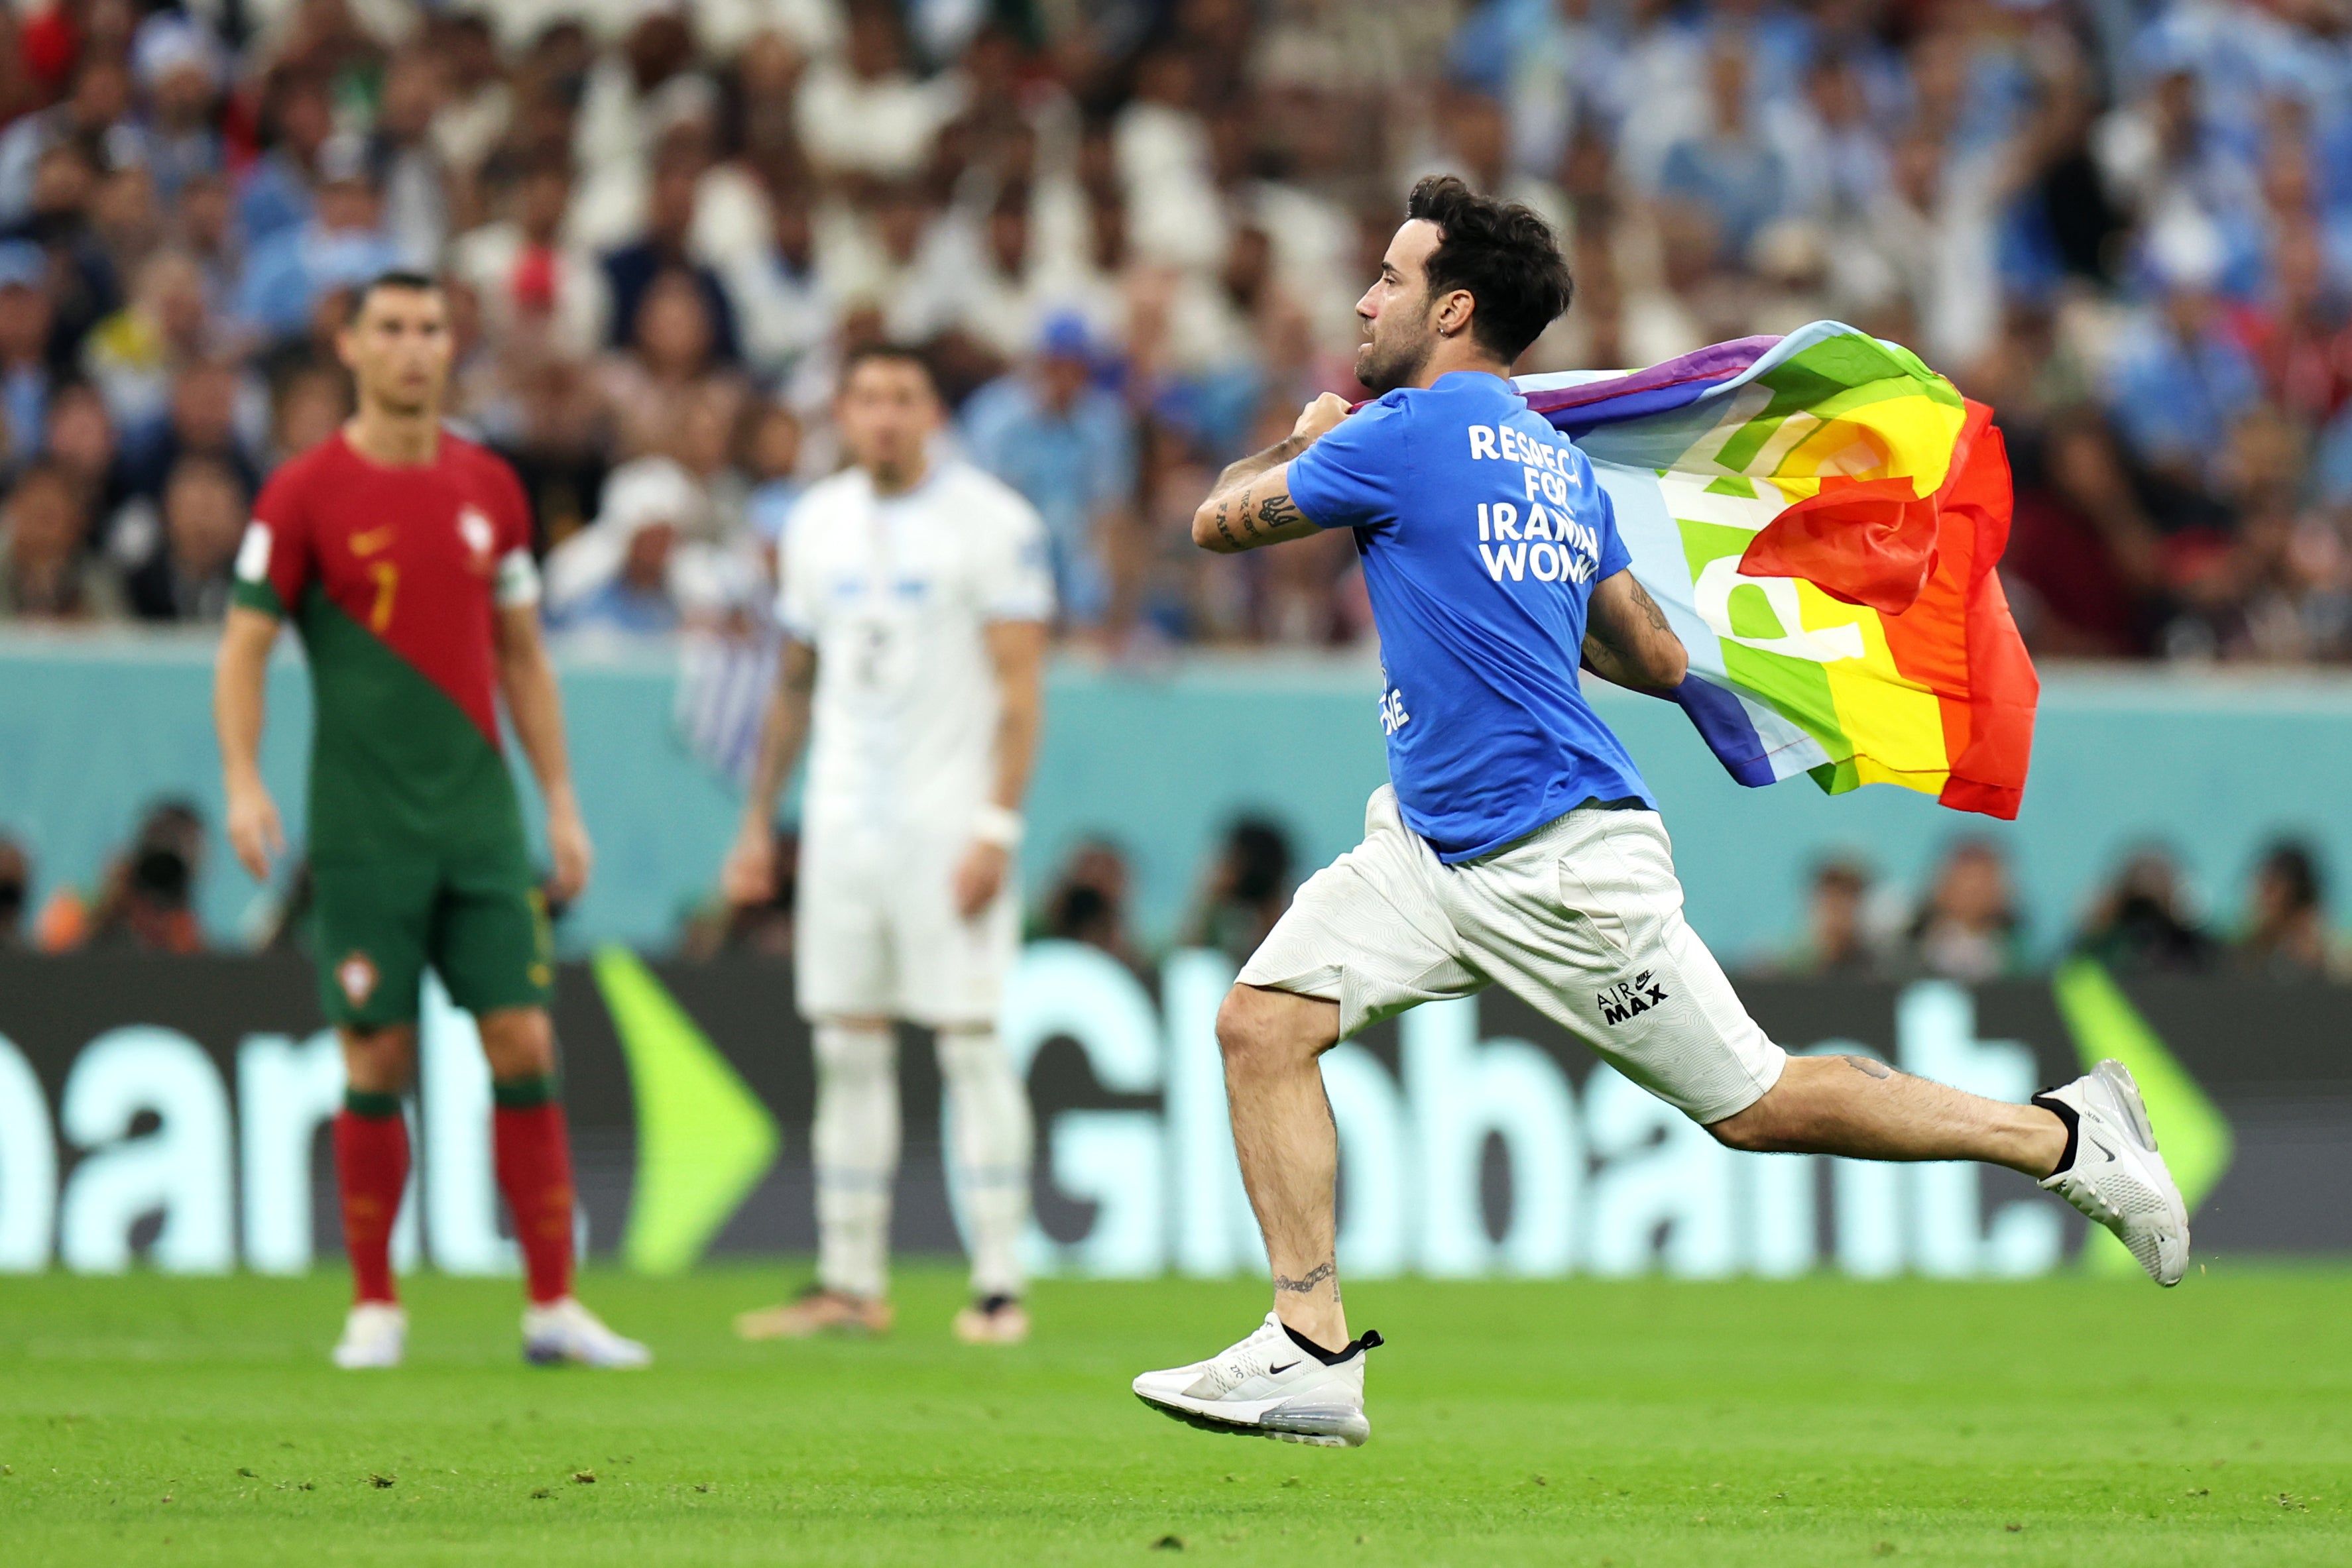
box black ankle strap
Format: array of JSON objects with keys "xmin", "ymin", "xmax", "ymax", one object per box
[
  {"xmin": 2031, "ymin": 1091, "xmax": 2080, "ymax": 1176},
  {"xmin": 1282, "ymin": 1323, "xmax": 1384, "ymax": 1364}
]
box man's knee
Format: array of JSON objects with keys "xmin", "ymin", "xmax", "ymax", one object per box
[
  {"xmin": 477, "ymin": 1006, "xmax": 555, "ymax": 1082},
  {"xmin": 1214, "ymin": 985, "xmax": 1331, "ymax": 1076},
  {"xmin": 341, "ymin": 1024, "xmax": 418, "ymax": 1094},
  {"xmin": 813, "ymin": 1016, "xmax": 895, "ymax": 1081}
]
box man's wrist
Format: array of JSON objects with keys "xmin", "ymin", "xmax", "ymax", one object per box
[{"xmin": 972, "ymin": 803, "xmax": 1024, "ymax": 850}]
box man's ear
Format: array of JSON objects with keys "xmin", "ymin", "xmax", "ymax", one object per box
[{"xmin": 1434, "ymin": 287, "xmax": 1476, "ymax": 340}]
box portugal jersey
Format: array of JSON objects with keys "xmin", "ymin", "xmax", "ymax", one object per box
[
  {"xmin": 233, "ymin": 428, "xmax": 542, "ymax": 864},
  {"xmin": 777, "ymin": 459, "xmax": 1053, "ymax": 844}
]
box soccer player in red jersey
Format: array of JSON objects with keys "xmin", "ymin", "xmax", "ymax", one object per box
[{"xmin": 213, "ymin": 272, "xmax": 649, "ymax": 1369}]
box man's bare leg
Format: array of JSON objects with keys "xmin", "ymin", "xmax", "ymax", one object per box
[
  {"xmin": 1216, "ymin": 983, "xmax": 1348, "ymax": 1350},
  {"xmin": 1710, "ymin": 1053, "xmax": 2066, "ymax": 1174}
]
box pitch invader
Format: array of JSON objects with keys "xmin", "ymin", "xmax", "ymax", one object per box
[
  {"xmin": 216, "ymin": 272, "xmax": 648, "ymax": 1371},
  {"xmin": 724, "ymin": 344, "xmax": 1051, "ymax": 1345},
  {"xmin": 1132, "ymin": 178, "xmax": 2188, "ymax": 1447}
]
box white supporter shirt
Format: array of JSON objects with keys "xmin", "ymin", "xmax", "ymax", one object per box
[{"xmin": 779, "ymin": 460, "xmax": 1054, "ymax": 844}]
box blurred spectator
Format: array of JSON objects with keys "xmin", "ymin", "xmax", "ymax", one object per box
[
  {"xmin": 236, "ymin": 69, "xmax": 337, "ymax": 253},
  {"xmin": 0, "ymin": 457, "xmax": 119, "ymax": 620},
  {"xmin": 1181, "ymin": 817, "xmax": 1296, "ymax": 965},
  {"xmin": 600, "ymin": 139, "xmax": 740, "ymax": 363},
  {"xmin": 2074, "ymin": 846, "xmax": 2216, "ymax": 975},
  {"xmin": 1037, "ymin": 837, "xmax": 1138, "ymax": 971},
  {"xmin": 2101, "ymin": 247, "xmax": 2262, "ymax": 492},
  {"xmin": 962, "ymin": 312, "xmax": 1135, "ymax": 633},
  {"xmin": 236, "ymin": 133, "xmax": 402, "ymax": 343},
  {"xmin": 83, "ymin": 248, "xmax": 220, "ymax": 439},
  {"xmin": 545, "ymin": 455, "xmax": 706, "ymax": 640},
  {"xmin": 1657, "ymin": 44, "xmax": 1788, "ymax": 270},
  {"xmin": 1777, "ymin": 857, "xmax": 1885, "ymax": 978},
  {"xmin": 82, "ymin": 798, "xmax": 206, "ymax": 953},
  {"xmin": 0, "ymin": 830, "xmax": 28, "ymax": 947},
  {"xmin": 795, "ymin": 2, "xmax": 957, "ymax": 182},
  {"xmin": 1902, "ymin": 838, "xmax": 2028, "ymax": 981},
  {"xmin": 129, "ymin": 13, "xmax": 227, "ymax": 209},
  {"xmin": 599, "ymin": 266, "xmax": 746, "ymax": 462},
  {"xmin": 0, "ymin": 237, "xmax": 57, "ymax": 461},
  {"xmin": 452, "ymin": 154, "xmax": 607, "ymax": 363},
  {"xmin": 2004, "ymin": 413, "xmax": 2164, "ymax": 658},
  {"xmin": 0, "ymin": 54, "xmax": 129, "ymax": 226},
  {"xmin": 742, "ymin": 400, "xmax": 804, "ymax": 562},
  {"xmin": 124, "ymin": 455, "xmax": 247, "ymax": 622},
  {"xmin": 2235, "ymin": 840, "xmax": 2339, "ymax": 980}
]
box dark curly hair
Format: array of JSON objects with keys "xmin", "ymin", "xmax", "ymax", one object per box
[{"xmin": 1404, "ymin": 175, "xmax": 1574, "ymax": 364}]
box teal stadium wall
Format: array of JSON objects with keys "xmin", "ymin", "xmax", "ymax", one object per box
[{"xmin": 3, "ymin": 633, "xmax": 2351, "ymax": 965}]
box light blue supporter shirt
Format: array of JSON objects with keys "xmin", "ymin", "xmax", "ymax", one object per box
[{"xmin": 1285, "ymin": 371, "xmax": 1653, "ymax": 862}]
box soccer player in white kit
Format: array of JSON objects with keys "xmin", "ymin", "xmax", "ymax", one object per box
[
  {"xmin": 722, "ymin": 344, "xmax": 1052, "ymax": 1346},
  {"xmin": 1130, "ymin": 178, "xmax": 2191, "ymax": 1447}
]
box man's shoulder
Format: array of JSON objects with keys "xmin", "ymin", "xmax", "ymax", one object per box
[
  {"xmin": 938, "ymin": 461, "xmax": 1044, "ymax": 532},
  {"xmin": 438, "ymin": 429, "xmax": 522, "ymax": 488},
  {"xmin": 255, "ymin": 435, "xmax": 349, "ymax": 516}
]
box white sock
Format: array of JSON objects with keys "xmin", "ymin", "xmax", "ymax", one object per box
[
  {"xmin": 811, "ymin": 1021, "xmax": 898, "ymax": 1300},
  {"xmin": 937, "ymin": 1026, "xmax": 1033, "ymax": 1300}
]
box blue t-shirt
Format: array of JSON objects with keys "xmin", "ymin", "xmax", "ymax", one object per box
[{"xmin": 1286, "ymin": 371, "xmax": 1653, "ymax": 862}]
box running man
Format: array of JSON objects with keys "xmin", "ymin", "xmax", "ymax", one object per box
[
  {"xmin": 723, "ymin": 343, "xmax": 1051, "ymax": 1346},
  {"xmin": 1131, "ymin": 178, "xmax": 2187, "ymax": 1447},
  {"xmin": 215, "ymin": 271, "xmax": 648, "ymax": 1371}
]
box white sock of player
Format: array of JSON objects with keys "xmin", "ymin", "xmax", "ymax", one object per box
[
  {"xmin": 937, "ymin": 1026, "xmax": 1033, "ymax": 1300},
  {"xmin": 811, "ymin": 1021, "xmax": 899, "ymax": 1300}
]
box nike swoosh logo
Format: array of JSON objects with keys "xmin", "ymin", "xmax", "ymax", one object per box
[{"xmin": 1267, "ymin": 1361, "xmax": 1300, "ymax": 1376}]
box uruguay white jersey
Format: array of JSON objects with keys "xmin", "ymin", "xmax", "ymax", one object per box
[{"xmin": 778, "ymin": 459, "xmax": 1054, "ymax": 841}]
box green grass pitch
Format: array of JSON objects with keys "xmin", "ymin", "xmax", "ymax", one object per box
[{"xmin": 3, "ymin": 1263, "xmax": 2347, "ymax": 1565}]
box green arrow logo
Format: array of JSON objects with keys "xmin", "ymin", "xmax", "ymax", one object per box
[
  {"xmin": 592, "ymin": 946, "xmax": 781, "ymax": 1274},
  {"xmin": 2050, "ymin": 958, "xmax": 2233, "ymax": 1278}
]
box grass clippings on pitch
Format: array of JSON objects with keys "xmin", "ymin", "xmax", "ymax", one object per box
[{"xmin": 1, "ymin": 1263, "xmax": 2345, "ymax": 1566}]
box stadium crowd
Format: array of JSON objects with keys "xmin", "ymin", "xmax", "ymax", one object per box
[{"xmin": 0, "ymin": 0, "xmax": 2347, "ymax": 663}]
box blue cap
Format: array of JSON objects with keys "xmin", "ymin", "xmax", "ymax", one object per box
[
  {"xmin": 0, "ymin": 241, "xmax": 45, "ymax": 291},
  {"xmin": 1039, "ymin": 310, "xmax": 1092, "ymax": 361}
]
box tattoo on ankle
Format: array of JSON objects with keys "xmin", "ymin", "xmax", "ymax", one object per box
[
  {"xmin": 1273, "ymin": 1259, "xmax": 1336, "ymax": 1296},
  {"xmin": 1842, "ymin": 1055, "xmax": 1893, "ymax": 1080}
]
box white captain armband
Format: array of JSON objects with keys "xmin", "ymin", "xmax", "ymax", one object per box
[
  {"xmin": 235, "ymin": 522, "xmax": 272, "ymax": 582},
  {"xmin": 495, "ymin": 546, "xmax": 542, "ymax": 608}
]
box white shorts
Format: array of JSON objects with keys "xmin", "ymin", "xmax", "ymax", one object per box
[
  {"xmin": 1239, "ymin": 787, "xmax": 1786, "ymax": 1125},
  {"xmin": 795, "ymin": 824, "xmax": 1018, "ymax": 1027}
]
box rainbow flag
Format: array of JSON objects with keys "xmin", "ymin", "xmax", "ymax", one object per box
[{"xmin": 1515, "ymin": 321, "xmax": 2037, "ymax": 819}]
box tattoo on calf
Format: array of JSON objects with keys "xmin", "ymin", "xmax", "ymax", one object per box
[
  {"xmin": 1273, "ymin": 1259, "xmax": 1336, "ymax": 1295},
  {"xmin": 1842, "ymin": 1054, "xmax": 1893, "ymax": 1080}
]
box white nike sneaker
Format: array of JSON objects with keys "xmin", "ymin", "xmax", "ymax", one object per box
[
  {"xmin": 2036, "ymin": 1060, "xmax": 2190, "ymax": 1286},
  {"xmin": 332, "ymin": 1302, "xmax": 407, "ymax": 1369},
  {"xmin": 522, "ymin": 1297, "xmax": 652, "ymax": 1369},
  {"xmin": 1132, "ymin": 1312, "xmax": 1382, "ymax": 1447}
]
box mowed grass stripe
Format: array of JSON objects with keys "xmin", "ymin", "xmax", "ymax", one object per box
[{"xmin": 1, "ymin": 1265, "xmax": 2346, "ymax": 1566}]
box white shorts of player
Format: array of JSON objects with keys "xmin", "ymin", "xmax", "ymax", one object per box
[
  {"xmin": 1240, "ymin": 786, "xmax": 1787, "ymax": 1125},
  {"xmin": 795, "ymin": 824, "xmax": 1019, "ymax": 1026}
]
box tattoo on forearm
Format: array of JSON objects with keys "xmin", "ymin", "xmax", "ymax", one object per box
[
  {"xmin": 1214, "ymin": 498, "xmax": 1241, "ymax": 550},
  {"xmin": 1273, "ymin": 1259, "xmax": 1336, "ymax": 1296},
  {"xmin": 1212, "ymin": 433, "xmax": 1311, "ymax": 494},
  {"xmin": 1631, "ymin": 579, "xmax": 1671, "ymax": 634},
  {"xmin": 1842, "ymin": 1055, "xmax": 1893, "ymax": 1080},
  {"xmin": 1258, "ymin": 493, "xmax": 1300, "ymax": 531}
]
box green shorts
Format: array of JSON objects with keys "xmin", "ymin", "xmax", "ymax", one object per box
[{"xmin": 310, "ymin": 851, "xmax": 554, "ymax": 1030}]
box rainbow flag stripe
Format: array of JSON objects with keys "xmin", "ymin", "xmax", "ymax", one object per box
[{"xmin": 1516, "ymin": 321, "xmax": 2037, "ymax": 819}]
